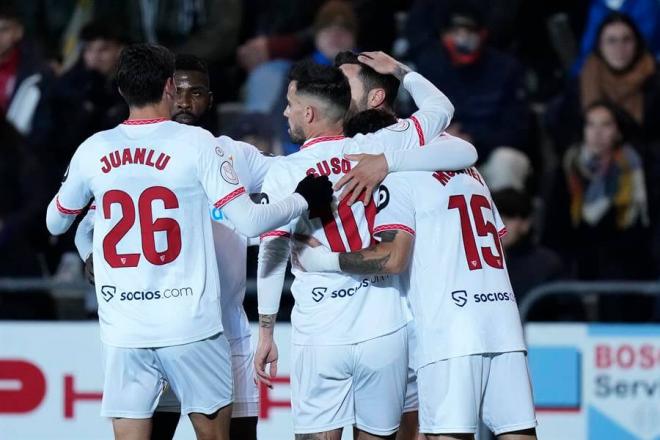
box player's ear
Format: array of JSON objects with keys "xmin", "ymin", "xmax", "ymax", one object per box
[
  {"xmin": 305, "ymin": 105, "xmax": 315, "ymax": 124},
  {"xmin": 368, "ymin": 88, "xmax": 386, "ymax": 109},
  {"xmin": 208, "ymin": 91, "xmax": 214, "ymax": 110},
  {"xmin": 164, "ymin": 77, "xmax": 176, "ymax": 99}
]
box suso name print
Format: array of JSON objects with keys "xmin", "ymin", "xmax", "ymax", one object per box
[{"xmin": 306, "ymin": 157, "xmax": 352, "ymax": 177}]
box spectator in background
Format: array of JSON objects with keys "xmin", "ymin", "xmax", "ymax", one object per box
[
  {"xmin": 581, "ymin": 13, "xmax": 660, "ymax": 140},
  {"xmin": 244, "ymin": 1, "xmax": 359, "ymax": 113},
  {"xmin": 410, "ymin": 4, "xmax": 530, "ymax": 159},
  {"xmin": 243, "ymin": 1, "xmax": 359, "ymax": 154},
  {"xmin": 492, "ymin": 188, "xmax": 577, "ymax": 321},
  {"xmin": 481, "ymin": 146, "xmax": 532, "ymax": 193},
  {"xmin": 48, "ymin": 20, "xmax": 128, "ymax": 187},
  {"xmin": 0, "ymin": 4, "xmax": 53, "ymax": 147},
  {"xmin": 0, "ymin": 115, "xmax": 54, "ymax": 319},
  {"xmin": 561, "ymin": 101, "xmax": 652, "ymax": 281},
  {"xmin": 547, "ymin": 13, "xmax": 660, "ymax": 149},
  {"xmin": 574, "ymin": 0, "xmax": 660, "ymax": 73}
]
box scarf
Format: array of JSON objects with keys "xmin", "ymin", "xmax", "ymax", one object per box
[
  {"xmin": 580, "ymin": 53, "xmax": 656, "ymax": 124},
  {"xmin": 564, "ymin": 144, "xmax": 648, "ymax": 229}
]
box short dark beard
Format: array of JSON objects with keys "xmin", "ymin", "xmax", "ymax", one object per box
[{"xmin": 289, "ymin": 126, "xmax": 307, "ymax": 144}]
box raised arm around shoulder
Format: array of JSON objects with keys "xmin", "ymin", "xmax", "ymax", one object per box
[
  {"xmin": 384, "ymin": 135, "xmax": 477, "ymax": 173},
  {"xmin": 403, "ymin": 72, "xmax": 454, "ymax": 140}
]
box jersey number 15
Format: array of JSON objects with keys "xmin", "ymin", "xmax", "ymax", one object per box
[{"xmin": 449, "ymin": 194, "xmax": 504, "ymax": 271}]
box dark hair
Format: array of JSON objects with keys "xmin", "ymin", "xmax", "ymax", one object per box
[
  {"xmin": 492, "ymin": 188, "xmax": 533, "ymax": 219},
  {"xmin": 334, "ymin": 51, "xmax": 400, "ymax": 108},
  {"xmin": 80, "ymin": 20, "xmax": 129, "ymax": 44},
  {"xmin": 289, "ymin": 59, "xmax": 351, "ymax": 121},
  {"xmin": 175, "ymin": 54, "xmax": 209, "ymax": 76},
  {"xmin": 594, "ymin": 12, "xmax": 646, "ymax": 69},
  {"xmin": 583, "ymin": 99, "xmax": 639, "ymax": 144},
  {"xmin": 0, "ymin": 3, "xmax": 20, "ymax": 21},
  {"xmin": 344, "ymin": 109, "xmax": 398, "ymax": 137},
  {"xmin": 441, "ymin": 1, "xmax": 485, "ymax": 31},
  {"xmin": 116, "ymin": 44, "xmax": 175, "ymax": 107}
]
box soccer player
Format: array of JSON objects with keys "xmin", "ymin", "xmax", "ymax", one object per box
[
  {"xmin": 46, "ymin": 44, "xmax": 332, "ymax": 440},
  {"xmin": 295, "ymin": 112, "xmax": 538, "ymax": 440},
  {"xmin": 335, "ymin": 50, "xmax": 422, "ymax": 440},
  {"xmin": 74, "ymin": 54, "xmax": 270, "ymax": 440},
  {"xmin": 255, "ymin": 54, "xmax": 478, "ymax": 439}
]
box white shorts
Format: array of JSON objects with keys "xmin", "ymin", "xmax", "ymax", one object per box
[
  {"xmin": 156, "ymin": 336, "xmax": 259, "ymax": 418},
  {"xmin": 291, "ymin": 326, "xmax": 408, "ymax": 436},
  {"xmin": 101, "ymin": 333, "xmax": 233, "ymax": 418},
  {"xmin": 418, "ymin": 351, "xmax": 537, "ymax": 435}
]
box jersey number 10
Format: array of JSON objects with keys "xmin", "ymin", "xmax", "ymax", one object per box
[
  {"xmin": 309, "ymin": 197, "xmax": 377, "ymax": 252},
  {"xmin": 102, "ymin": 186, "xmax": 182, "ymax": 268},
  {"xmin": 448, "ymin": 194, "xmax": 504, "ymax": 271}
]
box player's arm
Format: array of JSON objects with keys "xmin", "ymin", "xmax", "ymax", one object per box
[
  {"xmin": 337, "ymin": 134, "xmax": 477, "ymax": 205},
  {"xmin": 197, "ymin": 132, "xmax": 330, "ymax": 237},
  {"xmin": 296, "ymin": 229, "xmax": 413, "ymax": 275},
  {"xmin": 298, "ymin": 176, "xmax": 417, "ymax": 275},
  {"xmin": 358, "ymin": 51, "xmax": 454, "ymax": 140},
  {"xmin": 46, "ymin": 149, "xmax": 92, "ymax": 235},
  {"xmin": 254, "ymin": 234, "xmax": 290, "ymax": 387},
  {"xmin": 253, "ymin": 165, "xmax": 294, "ymax": 387}
]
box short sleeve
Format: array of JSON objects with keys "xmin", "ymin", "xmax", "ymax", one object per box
[
  {"xmin": 258, "ymin": 161, "xmax": 295, "ymax": 239},
  {"xmin": 56, "ymin": 148, "xmax": 92, "ymax": 215},
  {"xmin": 372, "ymin": 174, "xmax": 416, "ymax": 238},
  {"xmin": 196, "ymin": 130, "xmax": 247, "ymax": 209},
  {"xmin": 491, "ymin": 199, "xmax": 507, "ymax": 239}
]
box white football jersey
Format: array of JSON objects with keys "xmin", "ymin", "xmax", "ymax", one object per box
[
  {"xmin": 262, "ymin": 130, "xmax": 436, "ymax": 346},
  {"xmin": 210, "ymin": 136, "xmax": 275, "ymax": 352},
  {"xmin": 373, "ymin": 169, "xmax": 526, "ymax": 369},
  {"xmin": 55, "ymin": 120, "xmax": 248, "ymax": 348}
]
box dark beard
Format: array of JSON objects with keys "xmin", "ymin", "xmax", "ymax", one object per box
[{"xmin": 289, "ymin": 126, "xmax": 307, "ymax": 144}]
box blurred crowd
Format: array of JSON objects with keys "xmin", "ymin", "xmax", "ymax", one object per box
[{"xmin": 2, "ymin": 0, "xmax": 660, "ymax": 322}]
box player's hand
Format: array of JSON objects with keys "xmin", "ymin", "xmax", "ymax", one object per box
[
  {"xmin": 357, "ymin": 51, "xmax": 412, "ymax": 80},
  {"xmin": 335, "ymin": 153, "xmax": 388, "ymax": 206},
  {"xmin": 254, "ymin": 338, "xmax": 279, "ymax": 388},
  {"xmin": 84, "ymin": 255, "xmax": 95, "ymax": 285},
  {"xmin": 295, "ymin": 174, "xmax": 333, "ymax": 211}
]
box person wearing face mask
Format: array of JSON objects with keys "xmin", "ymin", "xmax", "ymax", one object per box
[{"xmin": 410, "ymin": 4, "xmax": 531, "ymax": 160}]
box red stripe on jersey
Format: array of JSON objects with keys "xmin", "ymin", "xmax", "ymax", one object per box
[
  {"xmin": 214, "ymin": 187, "xmax": 246, "ymax": 209},
  {"xmin": 56, "ymin": 196, "xmax": 83, "ymax": 215},
  {"xmin": 300, "ymin": 136, "xmax": 346, "ymax": 150},
  {"xmin": 373, "ymin": 224, "xmax": 415, "ymax": 237},
  {"xmin": 260, "ymin": 231, "xmax": 291, "ymax": 239},
  {"xmin": 122, "ymin": 118, "xmax": 170, "ymax": 125},
  {"xmin": 498, "ymin": 227, "xmax": 508, "ymax": 238},
  {"xmin": 410, "ymin": 116, "xmax": 425, "ymax": 146}
]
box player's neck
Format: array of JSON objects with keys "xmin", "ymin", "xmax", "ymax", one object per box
[
  {"xmin": 305, "ymin": 122, "xmax": 344, "ymax": 141},
  {"xmin": 127, "ymin": 102, "xmax": 171, "ymax": 122}
]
